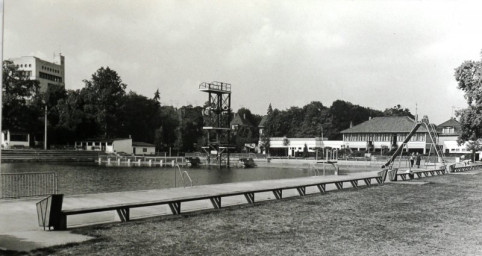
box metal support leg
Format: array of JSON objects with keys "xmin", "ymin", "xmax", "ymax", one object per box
[
  {"xmin": 244, "ymin": 193, "xmax": 255, "ymax": 204},
  {"xmin": 350, "ymin": 180, "xmax": 358, "ymax": 188},
  {"xmin": 168, "ymin": 201, "xmax": 181, "ymax": 215},
  {"xmin": 296, "ymin": 186, "xmax": 306, "ymax": 196},
  {"xmin": 210, "ymin": 197, "xmax": 222, "ymax": 209},
  {"xmin": 316, "ymin": 184, "xmax": 326, "ymax": 193},
  {"xmin": 116, "ymin": 208, "xmax": 130, "ymax": 222},
  {"xmin": 273, "ymin": 189, "xmax": 282, "ymax": 199}
]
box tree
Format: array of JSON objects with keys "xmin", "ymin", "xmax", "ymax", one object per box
[
  {"xmin": 303, "ymin": 143, "xmax": 309, "ymax": 158},
  {"xmin": 56, "ymin": 89, "xmax": 98, "ymax": 142},
  {"xmin": 465, "ymin": 140, "xmax": 482, "ymax": 162},
  {"xmin": 119, "ymin": 92, "xmax": 161, "ymax": 143},
  {"xmin": 2, "ymin": 60, "xmax": 43, "ymax": 138},
  {"xmin": 155, "ymin": 106, "xmax": 179, "ymax": 152},
  {"xmin": 455, "ymin": 51, "xmax": 482, "ymax": 144},
  {"xmin": 175, "ymin": 105, "xmax": 204, "ymax": 152},
  {"xmin": 153, "ymin": 89, "xmax": 160, "ymax": 103},
  {"xmin": 383, "ymin": 104, "xmax": 414, "ymax": 119},
  {"xmin": 82, "ymin": 67, "xmax": 127, "ymax": 138},
  {"xmin": 329, "ymin": 100, "xmax": 383, "ymax": 139}
]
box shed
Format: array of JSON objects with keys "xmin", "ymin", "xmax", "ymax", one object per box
[{"xmin": 133, "ymin": 142, "xmax": 156, "ymax": 155}]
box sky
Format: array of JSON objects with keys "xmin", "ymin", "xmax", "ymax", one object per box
[{"xmin": 4, "ymin": 0, "xmax": 482, "ymax": 124}]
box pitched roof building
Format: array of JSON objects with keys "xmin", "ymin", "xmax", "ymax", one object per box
[
  {"xmin": 436, "ymin": 118, "xmax": 468, "ymax": 154},
  {"xmin": 340, "ymin": 116, "xmax": 431, "ymax": 153},
  {"xmin": 230, "ymin": 113, "xmax": 253, "ymax": 130}
]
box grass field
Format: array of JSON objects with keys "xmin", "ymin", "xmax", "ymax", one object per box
[{"xmin": 8, "ymin": 171, "xmax": 482, "ymax": 255}]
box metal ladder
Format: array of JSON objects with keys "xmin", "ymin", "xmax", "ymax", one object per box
[
  {"xmin": 422, "ymin": 122, "xmax": 446, "ymax": 167},
  {"xmin": 174, "ymin": 164, "xmax": 193, "ymax": 188}
]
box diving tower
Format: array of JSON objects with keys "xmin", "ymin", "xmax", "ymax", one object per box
[{"xmin": 199, "ymin": 81, "xmax": 234, "ymax": 167}]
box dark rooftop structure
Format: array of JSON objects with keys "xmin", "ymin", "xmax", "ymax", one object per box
[
  {"xmin": 341, "ymin": 116, "xmax": 428, "ymax": 134},
  {"xmin": 230, "ymin": 113, "xmax": 253, "ymax": 127}
]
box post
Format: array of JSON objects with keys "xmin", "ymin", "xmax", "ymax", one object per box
[
  {"xmin": 0, "ymin": 1, "xmax": 4, "ymax": 185},
  {"xmin": 44, "ymin": 105, "xmax": 47, "ymax": 150}
]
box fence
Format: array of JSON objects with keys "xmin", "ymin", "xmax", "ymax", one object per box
[{"xmin": 1, "ymin": 172, "xmax": 58, "ymax": 199}]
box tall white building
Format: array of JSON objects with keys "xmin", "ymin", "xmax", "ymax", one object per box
[{"xmin": 9, "ymin": 54, "xmax": 65, "ymax": 93}]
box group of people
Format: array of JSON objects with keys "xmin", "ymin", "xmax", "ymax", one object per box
[{"xmin": 410, "ymin": 152, "xmax": 421, "ymax": 168}]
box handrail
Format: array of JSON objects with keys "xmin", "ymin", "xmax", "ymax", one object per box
[
  {"xmin": 309, "ymin": 164, "xmax": 320, "ymax": 176},
  {"xmin": 175, "ymin": 164, "xmax": 193, "ymax": 188},
  {"xmin": 182, "ymin": 171, "xmax": 193, "ymax": 187}
]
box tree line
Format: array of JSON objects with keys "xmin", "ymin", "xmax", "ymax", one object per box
[
  {"xmin": 2, "ymin": 61, "xmax": 415, "ymax": 153},
  {"xmin": 2, "ymin": 63, "xmax": 203, "ymax": 152}
]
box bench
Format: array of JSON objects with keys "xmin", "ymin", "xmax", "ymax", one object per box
[
  {"xmin": 453, "ymin": 163, "xmax": 482, "ymax": 173},
  {"xmin": 38, "ymin": 170, "xmax": 388, "ymax": 230}
]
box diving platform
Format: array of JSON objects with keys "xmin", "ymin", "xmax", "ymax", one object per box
[{"xmin": 199, "ymin": 81, "xmax": 231, "ymax": 93}]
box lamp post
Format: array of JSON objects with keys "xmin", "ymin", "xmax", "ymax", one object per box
[{"xmin": 44, "ymin": 104, "xmax": 47, "ymax": 150}]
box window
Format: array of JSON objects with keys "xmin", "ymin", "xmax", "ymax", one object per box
[
  {"xmin": 143, "ymin": 148, "xmax": 147, "ymax": 152},
  {"xmin": 443, "ymin": 127, "xmax": 455, "ymax": 134},
  {"xmin": 39, "ymin": 72, "xmax": 63, "ymax": 82}
]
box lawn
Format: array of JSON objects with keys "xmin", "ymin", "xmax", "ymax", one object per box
[{"xmin": 10, "ymin": 172, "xmax": 482, "ymax": 255}]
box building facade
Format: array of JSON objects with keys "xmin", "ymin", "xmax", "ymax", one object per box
[
  {"xmin": 260, "ymin": 137, "xmax": 343, "ymax": 157},
  {"xmin": 340, "ymin": 116, "xmax": 432, "ymax": 153},
  {"xmin": 436, "ymin": 118, "xmax": 472, "ymax": 154},
  {"xmin": 9, "ymin": 54, "xmax": 65, "ymax": 93},
  {"xmin": 132, "ymin": 142, "xmax": 156, "ymax": 155},
  {"xmin": 1, "ymin": 130, "xmax": 30, "ymax": 149}
]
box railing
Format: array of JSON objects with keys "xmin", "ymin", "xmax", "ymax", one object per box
[
  {"xmin": 174, "ymin": 164, "xmax": 193, "ymax": 188},
  {"xmin": 1, "ymin": 172, "xmax": 58, "ymax": 199},
  {"xmin": 199, "ymin": 81, "xmax": 231, "ymax": 92}
]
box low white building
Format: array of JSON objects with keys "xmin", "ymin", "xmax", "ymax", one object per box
[
  {"xmin": 264, "ymin": 137, "xmax": 343, "ymax": 157},
  {"xmin": 75, "ymin": 138, "xmax": 158, "ymax": 155},
  {"xmin": 132, "ymin": 142, "xmax": 156, "ymax": 155},
  {"xmin": 75, "ymin": 138, "xmax": 133, "ymax": 154},
  {"xmin": 1, "ymin": 130, "xmax": 30, "ymax": 149}
]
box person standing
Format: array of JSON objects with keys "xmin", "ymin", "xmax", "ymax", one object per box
[
  {"xmin": 410, "ymin": 153, "xmax": 415, "ymax": 167},
  {"xmin": 416, "ymin": 153, "xmax": 421, "ymax": 168}
]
